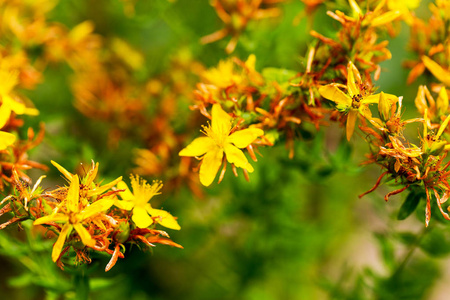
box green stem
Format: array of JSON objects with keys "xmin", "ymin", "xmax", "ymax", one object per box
[
  {"xmin": 393, "ymin": 226, "xmax": 430, "ymax": 278},
  {"xmin": 73, "ymin": 268, "xmax": 90, "ymax": 300}
]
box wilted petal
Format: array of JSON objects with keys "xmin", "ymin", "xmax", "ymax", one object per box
[
  {"xmin": 199, "ymin": 148, "xmax": 223, "ymax": 186},
  {"xmin": 0, "ymin": 131, "xmax": 15, "ymax": 150},
  {"xmin": 227, "ymin": 128, "xmax": 264, "ymax": 148},
  {"xmin": 179, "ymin": 137, "xmax": 215, "ymax": 157},
  {"xmin": 132, "ymin": 206, "xmax": 153, "ymax": 228},
  {"xmin": 224, "ymin": 144, "xmax": 254, "ymax": 172},
  {"xmin": 52, "ymin": 224, "xmax": 72, "ymax": 262},
  {"xmin": 147, "ymin": 207, "xmax": 181, "ymax": 230},
  {"xmin": 211, "ymin": 104, "xmax": 232, "ymax": 136},
  {"xmin": 319, "ymin": 84, "xmax": 352, "ymax": 106}
]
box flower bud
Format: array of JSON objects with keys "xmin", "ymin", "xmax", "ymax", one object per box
[
  {"xmin": 378, "ymin": 92, "xmax": 392, "ymax": 122},
  {"xmin": 428, "ymin": 140, "xmax": 447, "ymax": 156},
  {"xmin": 113, "ymin": 222, "xmax": 130, "ymax": 244}
]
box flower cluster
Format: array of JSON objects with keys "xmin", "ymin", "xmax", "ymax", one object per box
[{"xmin": 0, "ymin": 161, "xmax": 181, "ymax": 271}]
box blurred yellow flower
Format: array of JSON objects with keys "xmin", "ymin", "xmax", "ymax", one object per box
[
  {"xmin": 0, "ymin": 69, "xmax": 39, "ymax": 129},
  {"xmin": 179, "ymin": 104, "xmax": 264, "ymax": 186},
  {"xmin": 422, "ymin": 56, "xmax": 450, "ymax": 86},
  {"xmin": 115, "ymin": 175, "xmax": 180, "ymax": 230}
]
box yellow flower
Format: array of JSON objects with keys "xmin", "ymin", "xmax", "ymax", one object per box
[
  {"xmin": 319, "ymin": 61, "xmax": 396, "ymax": 140},
  {"xmin": 50, "ymin": 160, "xmax": 122, "ymax": 199},
  {"xmin": 0, "ymin": 94, "xmax": 16, "ymax": 150},
  {"xmin": 0, "ymin": 70, "xmax": 39, "ymax": 129},
  {"xmin": 179, "ymin": 104, "xmax": 264, "ymax": 186},
  {"xmin": 34, "ymin": 175, "xmax": 114, "ymax": 262},
  {"xmin": 115, "ymin": 175, "xmax": 180, "ymax": 230},
  {"xmin": 0, "ymin": 131, "xmax": 15, "ymax": 150},
  {"xmin": 422, "ymin": 109, "xmax": 450, "ymax": 156},
  {"xmin": 347, "ymin": 0, "xmax": 402, "ymax": 27}
]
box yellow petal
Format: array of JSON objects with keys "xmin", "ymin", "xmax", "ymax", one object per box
[
  {"xmin": 211, "ymin": 104, "xmax": 232, "ymax": 136},
  {"xmin": 69, "ymin": 21, "xmax": 94, "ymax": 43},
  {"xmin": 73, "ymin": 223, "xmax": 95, "ymax": 247},
  {"xmin": 52, "ymin": 224, "xmax": 72, "ymax": 262},
  {"xmin": 114, "ymin": 199, "xmax": 135, "ymax": 210},
  {"xmin": 348, "ymin": 0, "xmax": 362, "ymax": 15},
  {"xmin": 347, "ymin": 61, "xmax": 360, "ymax": 97},
  {"xmin": 51, "ymin": 160, "xmax": 74, "ymax": 181},
  {"xmin": 87, "ymin": 176, "xmax": 122, "ymax": 197},
  {"xmin": 67, "ymin": 175, "xmax": 80, "ymax": 212},
  {"xmin": 179, "ymin": 136, "xmax": 215, "ymax": 157},
  {"xmin": 0, "ymin": 104, "xmax": 12, "ymax": 129},
  {"xmin": 24, "ymin": 107, "xmax": 39, "ymax": 116},
  {"xmin": 0, "ymin": 131, "xmax": 15, "ymax": 150},
  {"xmin": 319, "ymin": 84, "xmax": 352, "ymax": 106},
  {"xmin": 132, "ymin": 206, "xmax": 153, "ymax": 228},
  {"xmin": 227, "ymin": 128, "xmax": 264, "ymax": 148},
  {"xmin": 422, "ymin": 56, "xmax": 450, "ymax": 86},
  {"xmin": 367, "ymin": 11, "xmax": 402, "ymax": 27},
  {"xmin": 437, "ymin": 87, "xmax": 449, "ymax": 115},
  {"xmin": 362, "ymin": 93, "xmax": 381, "ymax": 104},
  {"xmin": 80, "ymin": 198, "xmax": 114, "ymax": 220},
  {"xmin": 3, "ymin": 95, "xmax": 26, "ymax": 114},
  {"xmin": 0, "ymin": 70, "xmax": 18, "ymax": 96},
  {"xmin": 437, "ymin": 114, "xmax": 450, "ymax": 139},
  {"xmin": 224, "ymin": 144, "xmax": 254, "ymax": 172},
  {"xmin": 34, "ymin": 213, "xmax": 68, "ymax": 225},
  {"xmin": 117, "ymin": 181, "xmax": 135, "ymax": 201},
  {"xmin": 346, "ymin": 110, "xmax": 358, "ymax": 141},
  {"xmin": 147, "ymin": 207, "xmax": 181, "ymax": 230},
  {"xmin": 199, "ymin": 148, "xmax": 223, "ymax": 186},
  {"xmin": 84, "ymin": 161, "xmax": 99, "ymax": 186}
]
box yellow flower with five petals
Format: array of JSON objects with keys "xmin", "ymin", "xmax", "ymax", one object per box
[
  {"xmin": 319, "ymin": 61, "xmax": 396, "ymax": 140},
  {"xmin": 115, "ymin": 175, "xmax": 180, "ymax": 230},
  {"xmin": 179, "ymin": 104, "xmax": 264, "ymax": 186}
]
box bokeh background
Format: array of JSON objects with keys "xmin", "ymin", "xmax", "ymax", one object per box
[{"xmin": 1, "ymin": 0, "xmax": 449, "ymax": 299}]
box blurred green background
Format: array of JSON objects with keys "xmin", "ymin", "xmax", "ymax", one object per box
[{"xmin": 2, "ymin": 0, "xmax": 450, "ymax": 299}]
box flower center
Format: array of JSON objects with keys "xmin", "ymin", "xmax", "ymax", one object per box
[
  {"xmin": 201, "ymin": 123, "xmax": 229, "ymax": 148},
  {"xmin": 351, "ymin": 94, "xmax": 363, "ymax": 108}
]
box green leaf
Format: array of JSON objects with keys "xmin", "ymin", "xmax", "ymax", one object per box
[
  {"xmin": 397, "ymin": 191, "xmax": 422, "ymax": 220},
  {"xmin": 419, "ymin": 228, "xmax": 450, "ymax": 257},
  {"xmin": 8, "ymin": 273, "xmax": 34, "ymax": 288}
]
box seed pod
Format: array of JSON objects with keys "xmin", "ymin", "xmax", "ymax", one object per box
[{"xmin": 113, "ymin": 222, "xmax": 130, "ymax": 244}]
